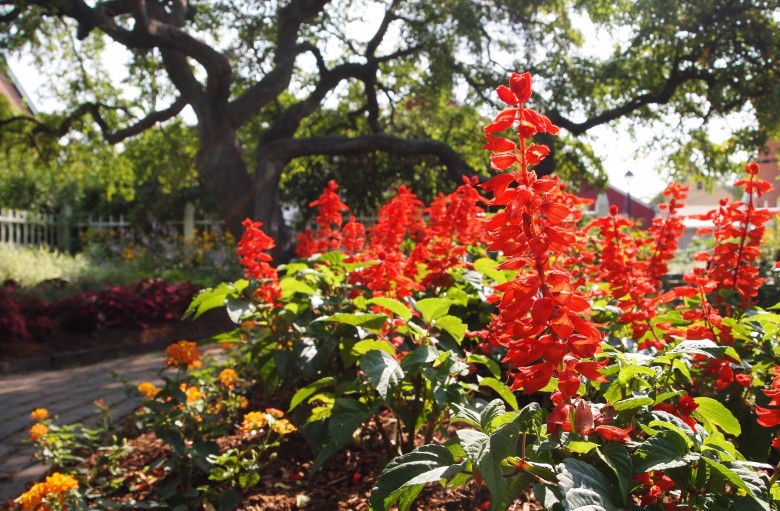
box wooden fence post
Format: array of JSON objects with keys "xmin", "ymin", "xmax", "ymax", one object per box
[{"xmin": 183, "ymin": 202, "xmax": 195, "ymax": 243}]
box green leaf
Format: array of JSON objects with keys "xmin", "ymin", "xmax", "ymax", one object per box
[
  {"xmin": 289, "ymin": 377, "xmax": 335, "ymax": 411},
  {"xmin": 415, "ymin": 298, "xmax": 452, "ymax": 323},
  {"xmin": 367, "ymin": 297, "xmax": 412, "ymax": 322},
  {"xmin": 434, "ymin": 315, "xmax": 466, "ymax": 343},
  {"xmin": 693, "ymin": 397, "xmax": 741, "ymax": 436},
  {"xmin": 702, "ymin": 458, "xmax": 762, "ymax": 502},
  {"xmin": 400, "ymin": 344, "xmax": 439, "ymax": 372},
  {"xmin": 617, "ymin": 365, "xmax": 656, "ymax": 386},
  {"xmin": 369, "ymin": 444, "xmax": 464, "ymax": 511},
  {"xmin": 479, "ymin": 399, "xmax": 507, "ymax": 432},
  {"xmin": 457, "ymin": 429, "xmax": 505, "ymax": 496},
  {"xmin": 613, "ymin": 396, "xmax": 654, "ymax": 412},
  {"xmin": 567, "ymin": 441, "xmax": 599, "ymax": 454},
  {"xmin": 280, "ymin": 277, "xmax": 317, "ymax": 297},
  {"xmin": 361, "ymin": 350, "xmax": 404, "ymax": 400},
  {"xmin": 351, "ymin": 339, "xmax": 396, "ymax": 357},
  {"xmin": 634, "ymin": 430, "xmax": 697, "ymax": 474},
  {"xmin": 184, "ymin": 281, "xmax": 243, "ymax": 320},
  {"xmin": 473, "ymin": 257, "xmax": 509, "ymax": 284},
  {"xmin": 311, "ymin": 399, "xmax": 378, "ymax": 474},
  {"xmin": 556, "ymin": 458, "xmax": 617, "ymax": 511},
  {"xmin": 479, "ymin": 377, "xmax": 519, "ymax": 411},
  {"xmin": 597, "ymin": 443, "xmax": 632, "ymax": 506},
  {"xmin": 670, "ymin": 339, "xmax": 740, "ymax": 362},
  {"xmin": 466, "ymin": 354, "xmax": 501, "ymax": 378},
  {"xmin": 325, "ymin": 312, "xmax": 388, "ymax": 330}
]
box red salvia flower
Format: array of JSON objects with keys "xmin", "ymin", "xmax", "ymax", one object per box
[
  {"xmin": 481, "ymin": 71, "xmax": 612, "ymax": 437},
  {"xmin": 237, "ymin": 219, "xmax": 281, "ymax": 306}
]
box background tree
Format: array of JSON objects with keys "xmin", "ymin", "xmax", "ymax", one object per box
[{"xmin": 0, "ymin": 0, "xmax": 777, "ymax": 256}]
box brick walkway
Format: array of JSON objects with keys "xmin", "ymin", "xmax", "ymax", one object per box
[{"xmin": 0, "ymin": 351, "xmax": 172, "ymax": 502}]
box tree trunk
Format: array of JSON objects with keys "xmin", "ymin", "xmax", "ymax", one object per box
[
  {"xmin": 196, "ymin": 118, "xmax": 256, "ymax": 237},
  {"xmin": 254, "ymin": 155, "xmax": 293, "ymax": 261}
]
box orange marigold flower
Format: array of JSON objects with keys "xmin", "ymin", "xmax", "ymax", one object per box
[
  {"xmin": 165, "ymin": 340, "xmax": 202, "ymax": 369},
  {"xmin": 219, "ymin": 368, "xmax": 238, "ymax": 388},
  {"xmin": 15, "ymin": 481, "xmax": 47, "ymax": 511},
  {"xmin": 43, "ymin": 472, "xmax": 78, "ymax": 494},
  {"xmin": 238, "ymin": 396, "xmax": 249, "ymax": 409},
  {"xmin": 29, "ymin": 423, "xmax": 48, "ymax": 442},
  {"xmin": 271, "ymin": 418, "xmax": 297, "ymax": 435},
  {"xmin": 179, "ymin": 384, "xmax": 203, "ymax": 404},
  {"xmin": 137, "ymin": 382, "xmax": 161, "ymax": 399},
  {"xmin": 240, "ymin": 411, "xmax": 268, "ymax": 434},
  {"xmin": 30, "ymin": 408, "xmax": 49, "ymax": 422}
]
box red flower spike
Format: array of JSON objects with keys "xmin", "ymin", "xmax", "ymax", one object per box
[{"xmin": 509, "ymin": 72, "xmax": 532, "ymax": 103}]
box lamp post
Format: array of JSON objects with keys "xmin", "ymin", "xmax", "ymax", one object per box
[{"xmin": 624, "ymin": 170, "xmax": 634, "ymax": 217}]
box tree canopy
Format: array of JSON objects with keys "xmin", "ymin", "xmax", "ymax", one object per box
[{"xmin": 0, "ymin": 0, "xmax": 777, "ymax": 254}]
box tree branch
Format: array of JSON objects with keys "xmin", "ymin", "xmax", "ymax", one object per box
[
  {"xmin": 228, "ymin": 0, "xmax": 331, "ymax": 127},
  {"xmin": 2, "ymin": 96, "xmax": 187, "ymax": 144},
  {"xmin": 262, "ymin": 133, "xmax": 481, "ymax": 184}
]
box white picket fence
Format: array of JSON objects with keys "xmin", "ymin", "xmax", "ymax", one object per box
[
  {"xmin": 0, "ymin": 209, "xmax": 59, "ymax": 246},
  {"xmin": 0, "ymin": 205, "xmax": 222, "ymax": 249}
]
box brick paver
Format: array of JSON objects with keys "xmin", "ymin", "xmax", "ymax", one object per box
[{"xmin": 0, "ymin": 351, "xmax": 171, "ymax": 502}]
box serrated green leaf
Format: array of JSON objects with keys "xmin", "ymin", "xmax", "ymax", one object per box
[
  {"xmin": 556, "ymin": 458, "xmax": 617, "ymax": 511},
  {"xmin": 617, "ymin": 365, "xmax": 656, "ymax": 386},
  {"xmin": 693, "ymin": 397, "xmax": 741, "ymax": 436},
  {"xmin": 289, "ymin": 377, "xmax": 336, "ymax": 411},
  {"xmin": 613, "ymin": 396, "xmax": 654, "ymax": 411},
  {"xmin": 479, "ymin": 399, "xmax": 507, "ymax": 432},
  {"xmin": 466, "ymin": 354, "xmax": 501, "ymax": 378},
  {"xmin": 280, "ymin": 277, "xmax": 317, "ymax": 297},
  {"xmin": 597, "ymin": 443, "xmax": 632, "ymax": 506},
  {"xmin": 434, "ymin": 315, "xmax": 466, "ymax": 343},
  {"xmin": 184, "ymin": 282, "xmax": 241, "ymax": 320},
  {"xmin": 361, "ymin": 350, "xmax": 404, "ymax": 401},
  {"xmin": 457, "ymin": 429, "xmax": 505, "ymax": 498},
  {"xmin": 634, "ymin": 430, "xmax": 697, "ymax": 474},
  {"xmin": 311, "ymin": 399, "xmax": 377, "ymax": 475},
  {"xmin": 369, "ymin": 444, "xmax": 463, "ymax": 511},
  {"xmin": 479, "ymin": 377, "xmax": 518, "ymax": 411},
  {"xmin": 670, "ymin": 339, "xmax": 741, "ymax": 362},
  {"xmin": 351, "ymin": 339, "xmax": 396, "ymax": 357},
  {"xmin": 400, "ymin": 344, "xmax": 439, "ymax": 372},
  {"xmin": 474, "ymin": 257, "xmax": 510, "ymax": 284},
  {"xmin": 702, "ymin": 457, "xmax": 762, "ymax": 502},
  {"xmin": 415, "ymin": 298, "xmax": 452, "ymax": 323},
  {"xmin": 325, "ymin": 312, "xmax": 388, "ymax": 330},
  {"xmin": 367, "ymin": 297, "xmax": 412, "ymax": 322},
  {"xmin": 567, "ymin": 441, "xmax": 599, "ymax": 454}
]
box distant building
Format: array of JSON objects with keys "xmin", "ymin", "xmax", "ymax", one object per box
[
  {"xmin": 0, "ymin": 63, "xmax": 35, "ymax": 115},
  {"xmin": 579, "ymin": 183, "xmax": 656, "ymax": 227}
]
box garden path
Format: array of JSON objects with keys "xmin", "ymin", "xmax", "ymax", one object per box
[{"xmin": 0, "ymin": 346, "xmax": 220, "ymax": 502}]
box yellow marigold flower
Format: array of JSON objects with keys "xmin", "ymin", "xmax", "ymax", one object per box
[
  {"xmin": 29, "ymin": 423, "xmax": 48, "ymax": 442},
  {"xmin": 266, "ymin": 407, "xmax": 284, "ymax": 419},
  {"xmin": 179, "ymin": 384, "xmax": 203, "ymax": 404},
  {"xmin": 30, "ymin": 408, "xmax": 49, "ymax": 422},
  {"xmin": 164, "ymin": 340, "xmax": 202, "ymax": 369},
  {"xmin": 270, "ymin": 418, "xmax": 297, "ymax": 435},
  {"xmin": 137, "ymin": 382, "xmax": 161, "ymax": 399},
  {"xmin": 16, "ymin": 481, "xmax": 47, "ymax": 511},
  {"xmin": 240, "ymin": 411, "xmax": 268, "ymax": 434},
  {"xmin": 43, "ymin": 472, "xmax": 78, "ymax": 494},
  {"xmin": 219, "ymin": 368, "xmax": 238, "ymax": 388}
]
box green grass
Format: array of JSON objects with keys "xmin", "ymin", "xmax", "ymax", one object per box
[{"xmin": 0, "ymin": 243, "xmax": 89, "ymax": 287}]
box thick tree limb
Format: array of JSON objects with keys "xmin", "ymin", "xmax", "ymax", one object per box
[
  {"xmin": 228, "ymin": 0, "xmax": 331, "ymax": 127},
  {"xmin": 262, "ymin": 133, "xmax": 481, "ymax": 184}
]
